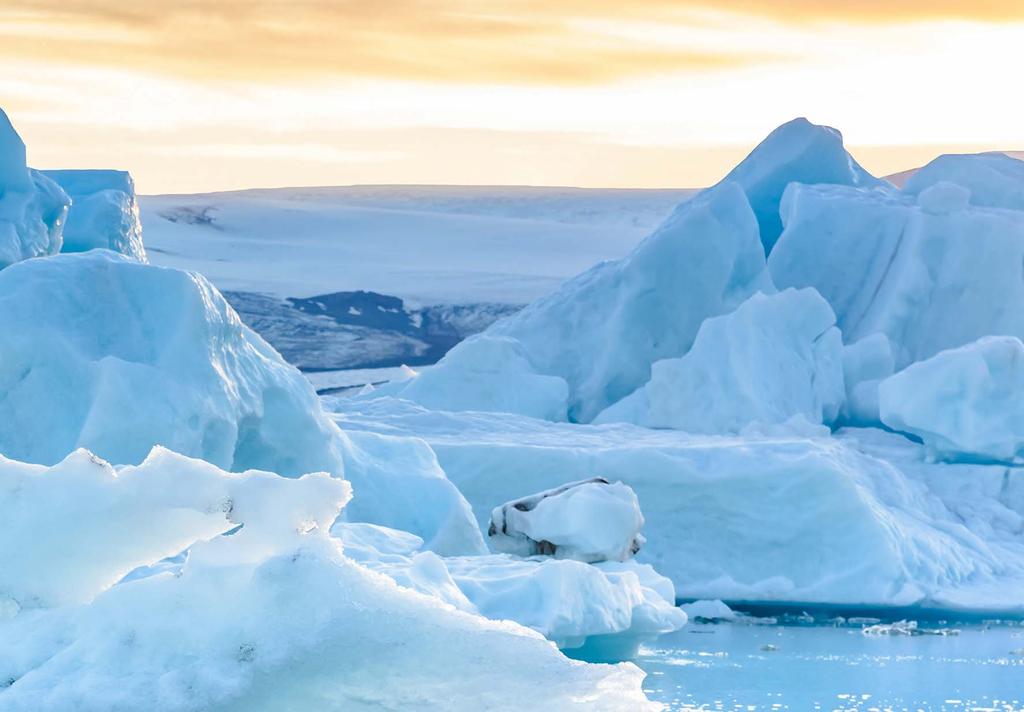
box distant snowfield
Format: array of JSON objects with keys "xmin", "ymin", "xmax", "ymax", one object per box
[{"xmin": 141, "ymin": 185, "xmax": 692, "ymax": 305}]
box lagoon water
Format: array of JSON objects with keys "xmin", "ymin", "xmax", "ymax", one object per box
[{"xmin": 640, "ymin": 618, "xmax": 1024, "ymax": 711}]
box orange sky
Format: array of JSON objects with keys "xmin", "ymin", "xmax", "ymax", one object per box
[{"xmin": 2, "ymin": 1, "xmax": 1022, "ymax": 193}]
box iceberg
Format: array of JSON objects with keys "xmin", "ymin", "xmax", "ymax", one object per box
[
  {"xmin": 903, "ymin": 152, "xmax": 1024, "ymax": 212},
  {"xmin": 712, "ymin": 117, "xmax": 886, "ymax": 253},
  {"xmin": 594, "ymin": 288, "xmax": 845, "ymax": 433},
  {"xmin": 0, "ymin": 109, "xmax": 69, "ymax": 269},
  {"xmin": 879, "ymin": 336, "xmax": 1024, "ymax": 462},
  {"xmin": 488, "ymin": 478, "xmax": 644, "ymax": 562},
  {"xmin": 769, "ymin": 182, "xmax": 1024, "ymax": 368},
  {"xmin": 0, "ymin": 249, "xmax": 347, "ymax": 476},
  {"xmin": 0, "ymin": 447, "xmax": 653, "ymax": 711},
  {"xmin": 486, "ymin": 181, "xmax": 772, "ymax": 422},
  {"xmin": 44, "ymin": 169, "xmax": 147, "ymax": 262},
  {"xmin": 0, "ymin": 249, "xmax": 482, "ymax": 553}
]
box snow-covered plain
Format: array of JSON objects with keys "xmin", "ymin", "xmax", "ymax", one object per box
[{"xmin": 140, "ymin": 186, "xmax": 689, "ymax": 372}]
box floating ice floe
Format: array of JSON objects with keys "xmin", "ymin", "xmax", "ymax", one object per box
[
  {"xmin": 0, "ymin": 448, "xmax": 654, "ymax": 711},
  {"xmin": 334, "ymin": 518, "xmax": 685, "ymax": 662},
  {"xmin": 879, "ymin": 335, "xmax": 1024, "ymax": 462},
  {"xmin": 488, "ymin": 478, "xmax": 644, "ymax": 562},
  {"xmin": 0, "ymin": 109, "xmax": 69, "ymax": 269},
  {"xmin": 594, "ymin": 288, "xmax": 845, "ymax": 433},
  {"xmin": 680, "ymin": 599, "xmax": 738, "ymax": 623},
  {"xmin": 45, "ymin": 169, "xmax": 147, "ymax": 262}
]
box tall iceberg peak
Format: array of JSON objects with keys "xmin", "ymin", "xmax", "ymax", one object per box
[
  {"xmin": 487, "ymin": 180, "xmax": 773, "ymax": 422},
  {"xmin": 715, "ymin": 117, "xmax": 887, "ymax": 253},
  {"xmin": 0, "ymin": 108, "xmax": 70, "ymax": 269}
]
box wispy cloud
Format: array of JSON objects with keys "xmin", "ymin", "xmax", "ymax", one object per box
[{"xmin": 11, "ymin": 0, "xmax": 1019, "ymax": 86}]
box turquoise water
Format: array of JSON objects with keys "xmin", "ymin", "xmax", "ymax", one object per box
[{"xmin": 639, "ymin": 619, "xmax": 1024, "ymax": 711}]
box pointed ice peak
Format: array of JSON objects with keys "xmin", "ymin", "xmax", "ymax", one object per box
[
  {"xmin": 0, "ymin": 107, "xmax": 31, "ymax": 190},
  {"xmin": 715, "ymin": 117, "xmax": 886, "ymax": 254}
]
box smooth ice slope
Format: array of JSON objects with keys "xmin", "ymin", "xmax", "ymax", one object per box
[
  {"xmin": 713, "ymin": 117, "xmax": 886, "ymax": 253},
  {"xmin": 332, "ymin": 399, "xmax": 1024, "ymax": 610},
  {"xmin": 879, "ymin": 336, "xmax": 1024, "ymax": 462},
  {"xmin": 45, "ymin": 169, "xmax": 147, "ymax": 262},
  {"xmin": 595, "ymin": 289, "xmax": 845, "ymax": 432},
  {"xmin": 0, "ymin": 450, "xmax": 653, "ymax": 711},
  {"xmin": 0, "ymin": 109, "xmax": 69, "ymax": 268},
  {"xmin": 382, "ymin": 335, "xmax": 569, "ymax": 420},
  {"xmin": 0, "ymin": 250, "xmax": 347, "ymax": 476},
  {"xmin": 490, "ymin": 182, "xmax": 772, "ymax": 422},
  {"xmin": 904, "ymin": 152, "xmax": 1024, "ymax": 212},
  {"xmin": 769, "ymin": 182, "xmax": 1024, "ymax": 367},
  {"xmin": 488, "ymin": 479, "xmax": 644, "ymax": 562}
]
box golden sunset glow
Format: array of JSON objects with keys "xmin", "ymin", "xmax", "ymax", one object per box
[{"xmin": 2, "ymin": 1, "xmax": 1022, "ymax": 193}]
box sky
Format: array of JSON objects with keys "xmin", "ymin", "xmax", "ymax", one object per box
[{"xmin": 1, "ymin": 1, "xmax": 1022, "ymax": 194}]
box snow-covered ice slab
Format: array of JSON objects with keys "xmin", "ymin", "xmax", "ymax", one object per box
[
  {"xmin": 903, "ymin": 152, "xmax": 1024, "ymax": 212},
  {"xmin": 0, "ymin": 109, "xmax": 69, "ymax": 269},
  {"xmin": 44, "ymin": 169, "xmax": 147, "ymax": 262},
  {"xmin": 769, "ymin": 182, "xmax": 1024, "ymax": 368},
  {"xmin": 0, "ymin": 446, "xmax": 346, "ymax": 611},
  {"xmin": 488, "ymin": 478, "xmax": 644, "ymax": 562},
  {"xmin": 330, "ymin": 398, "xmax": 1024, "ymax": 612},
  {"xmin": 0, "ymin": 450, "xmax": 654, "ymax": 711},
  {"xmin": 879, "ymin": 336, "xmax": 1024, "ymax": 462},
  {"xmin": 595, "ymin": 288, "xmax": 845, "ymax": 433}
]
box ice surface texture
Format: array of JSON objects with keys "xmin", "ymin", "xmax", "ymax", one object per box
[
  {"xmin": 880, "ymin": 336, "xmax": 1024, "ymax": 462},
  {"xmin": 904, "ymin": 152, "xmax": 1024, "ymax": 212},
  {"xmin": 595, "ymin": 288, "xmax": 845, "ymax": 432},
  {"xmin": 769, "ymin": 182, "xmax": 1024, "ymax": 368},
  {"xmin": 45, "ymin": 169, "xmax": 147, "ymax": 262}
]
